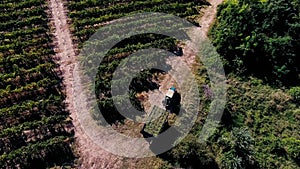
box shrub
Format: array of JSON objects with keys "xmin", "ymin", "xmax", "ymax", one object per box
[{"xmin": 288, "ymin": 87, "xmax": 300, "ymax": 101}]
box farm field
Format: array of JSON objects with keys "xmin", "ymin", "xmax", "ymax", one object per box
[
  {"xmin": 67, "ymin": 0, "xmax": 208, "ymax": 44},
  {"xmin": 0, "ymin": 0, "xmax": 299, "ymax": 168},
  {"xmin": 66, "ymin": 0, "xmax": 209, "ymax": 128},
  {"xmin": 65, "ymin": 0, "xmax": 211, "ymax": 168},
  {"xmin": 0, "ymin": 0, "xmax": 75, "ymax": 168}
]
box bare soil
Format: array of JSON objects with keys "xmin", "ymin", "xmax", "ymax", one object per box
[{"xmin": 48, "ymin": 0, "xmax": 223, "ymax": 168}]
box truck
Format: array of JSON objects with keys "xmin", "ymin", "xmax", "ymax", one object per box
[{"xmin": 164, "ymin": 87, "xmax": 176, "ymax": 110}]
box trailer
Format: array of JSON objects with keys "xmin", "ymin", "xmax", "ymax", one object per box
[
  {"xmin": 142, "ymin": 105, "xmax": 169, "ymax": 138},
  {"xmin": 141, "ymin": 87, "xmax": 181, "ymax": 144}
]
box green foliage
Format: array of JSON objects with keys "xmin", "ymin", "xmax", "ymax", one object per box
[
  {"xmin": 220, "ymin": 150, "xmax": 244, "ymax": 169},
  {"xmin": 210, "ymin": 0, "xmax": 300, "ymax": 85},
  {"xmin": 209, "ymin": 0, "xmax": 299, "ymax": 168},
  {"xmin": 68, "ymin": 0, "xmax": 208, "ymax": 43},
  {"xmin": 0, "ymin": 0, "xmax": 75, "ymax": 168},
  {"xmin": 217, "ymin": 127, "xmax": 256, "ymax": 169},
  {"xmin": 282, "ymin": 137, "xmax": 300, "ymax": 161},
  {"xmin": 215, "ymin": 77, "xmax": 300, "ymax": 168},
  {"xmin": 165, "ymin": 134, "xmax": 217, "ymax": 168},
  {"xmin": 288, "ymin": 86, "xmax": 300, "ymax": 101}
]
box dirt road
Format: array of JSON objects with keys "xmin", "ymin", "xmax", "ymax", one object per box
[{"xmin": 48, "ymin": 0, "xmax": 124, "ymax": 168}]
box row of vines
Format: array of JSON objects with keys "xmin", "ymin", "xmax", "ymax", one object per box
[
  {"xmin": 67, "ymin": 0, "xmax": 209, "ymax": 44},
  {"xmin": 0, "ymin": 0, "xmax": 75, "ymax": 168},
  {"xmin": 66, "ymin": 0, "xmax": 209, "ymax": 125}
]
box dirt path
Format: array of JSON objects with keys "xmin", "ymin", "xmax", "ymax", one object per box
[
  {"xmin": 200, "ymin": 0, "xmax": 223, "ymax": 35},
  {"xmin": 146, "ymin": 0, "xmax": 223, "ymax": 109},
  {"xmin": 48, "ymin": 0, "xmax": 125, "ymax": 168},
  {"xmin": 48, "ymin": 0, "xmax": 223, "ymax": 168}
]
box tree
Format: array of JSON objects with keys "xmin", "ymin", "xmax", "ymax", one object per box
[
  {"xmin": 165, "ymin": 134, "xmax": 218, "ymax": 168},
  {"xmin": 210, "ymin": 0, "xmax": 300, "ymax": 86},
  {"xmin": 217, "ymin": 127, "xmax": 257, "ymax": 169}
]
